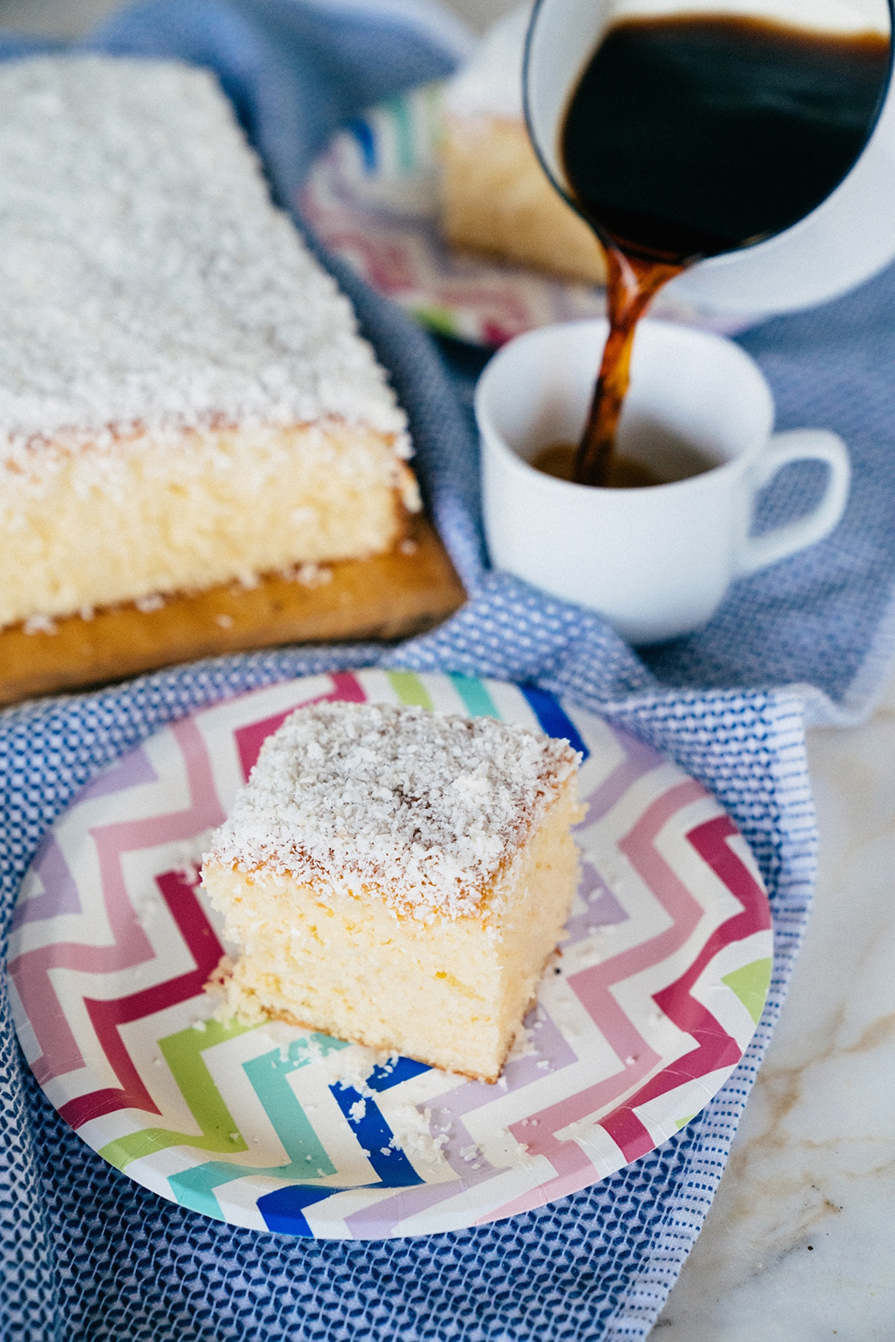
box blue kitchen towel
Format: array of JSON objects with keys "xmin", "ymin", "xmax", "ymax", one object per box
[{"xmin": 0, "ymin": 2, "xmax": 891, "ymax": 1340}]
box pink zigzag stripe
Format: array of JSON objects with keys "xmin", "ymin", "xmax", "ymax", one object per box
[
  {"xmin": 59, "ymin": 868, "xmax": 224, "ymax": 1129},
  {"xmin": 12, "ymin": 671, "xmax": 361, "ymax": 1088},
  {"xmin": 12, "ymin": 748, "xmax": 159, "ymax": 932},
  {"xmin": 9, "ymin": 716, "xmax": 225, "ymax": 1086},
  {"xmin": 316, "ymin": 230, "xmax": 421, "ymax": 293},
  {"xmin": 496, "ymin": 779, "xmax": 707, "ymax": 1207},
  {"xmin": 598, "ymin": 813, "xmax": 770, "ymax": 1161},
  {"xmin": 474, "ymin": 1143, "xmax": 600, "ymax": 1227},
  {"xmin": 315, "ymin": 225, "xmax": 534, "ymax": 322},
  {"xmin": 513, "ymin": 781, "xmax": 707, "ymax": 1143},
  {"xmin": 489, "ymin": 794, "xmax": 763, "ymax": 1222}
]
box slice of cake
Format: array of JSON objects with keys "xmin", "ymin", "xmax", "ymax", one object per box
[
  {"xmin": 201, "ymin": 700, "xmax": 582, "ymax": 1082},
  {"xmin": 0, "ymin": 55, "xmax": 418, "ymax": 630},
  {"xmin": 440, "ymin": 6, "xmax": 607, "ymax": 285}
]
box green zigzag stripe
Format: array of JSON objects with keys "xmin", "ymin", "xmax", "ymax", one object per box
[
  {"xmin": 409, "ymin": 305, "xmax": 461, "ymax": 338},
  {"xmin": 387, "ymin": 670, "xmax": 434, "ymax": 709},
  {"xmin": 168, "ymin": 1033, "xmax": 348, "ymax": 1219},
  {"xmin": 723, "ymin": 957, "xmax": 772, "ymax": 1025},
  {"xmin": 98, "ymin": 1018, "xmax": 255, "ymax": 1170},
  {"xmin": 388, "ymin": 670, "xmax": 502, "ymax": 720}
]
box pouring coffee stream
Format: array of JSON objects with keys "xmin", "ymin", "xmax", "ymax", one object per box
[
  {"xmin": 574, "ymin": 247, "xmax": 683, "ymax": 486},
  {"xmin": 529, "ymin": 7, "xmax": 893, "ymax": 488}
]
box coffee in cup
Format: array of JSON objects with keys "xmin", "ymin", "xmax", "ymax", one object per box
[{"xmin": 477, "ymin": 319, "xmax": 851, "ymax": 644}]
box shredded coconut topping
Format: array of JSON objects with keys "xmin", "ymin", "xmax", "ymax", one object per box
[
  {"xmin": 206, "ymin": 701, "xmax": 579, "ymax": 920},
  {"xmin": 0, "ymin": 55, "xmax": 407, "ymax": 460}
]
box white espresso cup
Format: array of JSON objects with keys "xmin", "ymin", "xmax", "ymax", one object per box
[{"xmin": 477, "ymin": 319, "xmax": 851, "ymax": 644}]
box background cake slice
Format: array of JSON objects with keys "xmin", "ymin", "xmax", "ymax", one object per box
[
  {"xmin": 440, "ymin": 5, "xmax": 607, "ymax": 285},
  {"xmin": 202, "ymin": 700, "xmax": 582, "ymax": 1083},
  {"xmin": 0, "ymin": 55, "xmax": 418, "ymax": 630}
]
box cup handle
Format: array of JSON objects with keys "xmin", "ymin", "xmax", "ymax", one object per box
[{"xmin": 736, "ymin": 428, "xmax": 851, "ymax": 577}]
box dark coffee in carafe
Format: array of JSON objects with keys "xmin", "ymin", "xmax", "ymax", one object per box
[{"xmin": 559, "ymin": 14, "xmax": 891, "ymax": 486}]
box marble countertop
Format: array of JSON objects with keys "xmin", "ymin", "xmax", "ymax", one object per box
[{"xmin": 653, "ymin": 669, "xmax": 895, "ymax": 1340}]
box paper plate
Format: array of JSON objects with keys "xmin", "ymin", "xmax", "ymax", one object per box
[
  {"xmin": 298, "ymin": 84, "xmax": 748, "ymax": 347},
  {"xmin": 8, "ymin": 668, "xmax": 772, "ymax": 1239}
]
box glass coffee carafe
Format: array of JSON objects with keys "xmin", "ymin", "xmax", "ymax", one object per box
[{"xmin": 523, "ymin": 0, "xmax": 894, "ymax": 486}]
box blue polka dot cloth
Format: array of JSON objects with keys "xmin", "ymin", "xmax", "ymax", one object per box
[{"xmin": 1, "ymin": 3, "xmax": 893, "ymax": 1339}]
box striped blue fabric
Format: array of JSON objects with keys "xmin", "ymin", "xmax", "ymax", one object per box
[{"xmin": 0, "ymin": 3, "xmax": 891, "ymax": 1340}]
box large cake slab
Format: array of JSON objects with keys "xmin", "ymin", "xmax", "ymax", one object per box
[{"xmin": 0, "ymin": 54, "xmax": 419, "ymax": 631}]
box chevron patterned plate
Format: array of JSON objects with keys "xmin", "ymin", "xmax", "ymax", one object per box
[{"xmin": 8, "ymin": 669, "xmax": 772, "ymax": 1239}]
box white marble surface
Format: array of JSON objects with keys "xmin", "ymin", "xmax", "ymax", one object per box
[{"xmin": 653, "ymin": 668, "xmax": 895, "ymax": 1340}]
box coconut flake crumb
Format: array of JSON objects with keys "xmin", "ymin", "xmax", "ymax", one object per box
[
  {"xmin": 386, "ymin": 1102, "xmax": 452, "ymax": 1177},
  {"xmin": 329, "ymin": 1045, "xmax": 399, "ymax": 1098},
  {"xmin": 23, "ymin": 613, "xmax": 57, "ymax": 635},
  {"xmin": 506, "ymin": 1024, "xmax": 537, "ymax": 1062},
  {"xmin": 205, "ymin": 953, "xmax": 236, "ymax": 1002},
  {"xmin": 279, "ymin": 562, "xmax": 334, "ymax": 587},
  {"xmin": 205, "ymin": 700, "xmax": 579, "ymax": 920},
  {"xmin": 487, "ymin": 1126, "xmax": 532, "ymax": 1169}
]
